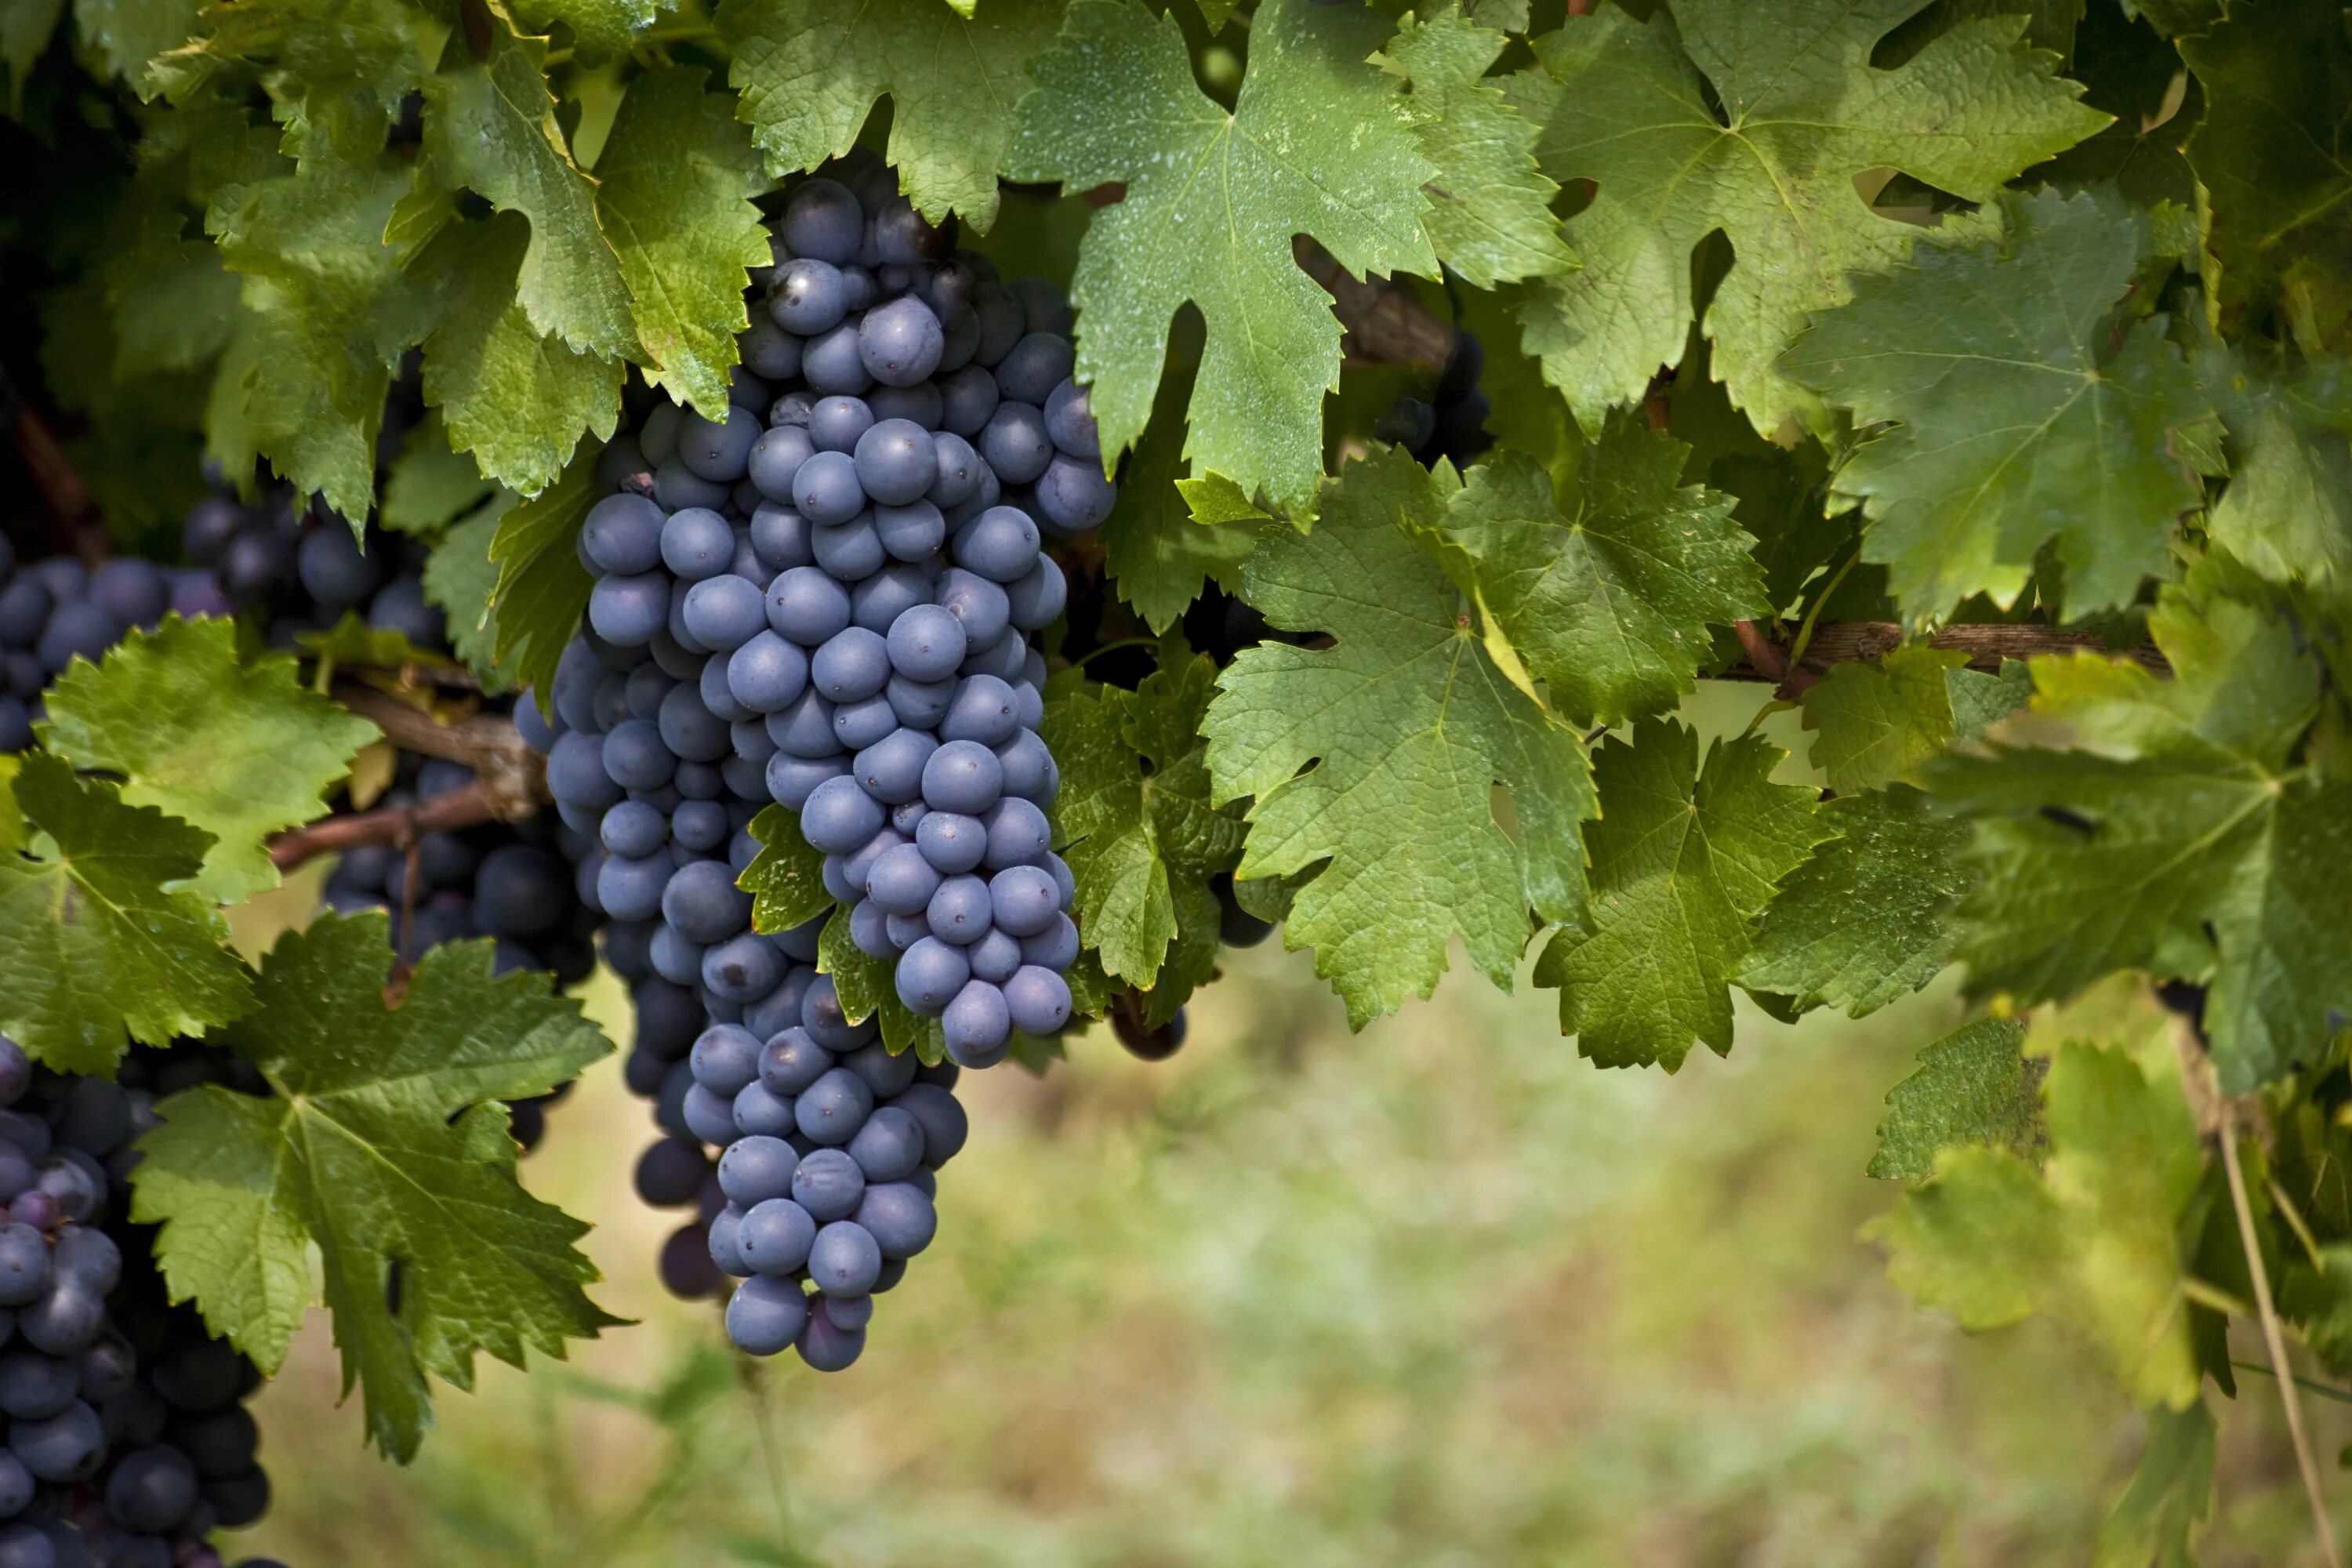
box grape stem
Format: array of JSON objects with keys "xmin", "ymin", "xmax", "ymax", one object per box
[
  {"xmin": 1719, "ymin": 620, "xmax": 2169, "ymax": 689},
  {"xmin": 267, "ymin": 685, "xmax": 546, "ymax": 869},
  {"xmin": 2220, "ymin": 1102, "xmax": 2340, "ymax": 1568},
  {"xmin": 330, "ymin": 682, "xmax": 546, "ymax": 819},
  {"xmin": 2168, "ymin": 1005, "xmax": 2340, "ymax": 1567},
  {"xmin": 267, "ymin": 779, "xmax": 514, "ymax": 872},
  {"xmin": 0, "ymin": 365, "xmax": 111, "ymax": 567}
]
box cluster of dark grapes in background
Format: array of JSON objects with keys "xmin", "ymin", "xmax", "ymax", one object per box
[
  {"xmin": 0, "ymin": 540, "xmax": 221, "ymax": 754},
  {"xmin": 1374, "ymin": 331, "xmax": 1492, "ymax": 474},
  {"xmin": 0, "ymin": 1038, "xmax": 283, "ymax": 1568},
  {"xmin": 525, "ymin": 153, "xmax": 1105, "ymax": 1366}
]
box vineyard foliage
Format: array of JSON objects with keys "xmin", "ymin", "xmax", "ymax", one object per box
[{"xmin": 0, "ymin": 0, "xmax": 2347, "ymax": 1549}]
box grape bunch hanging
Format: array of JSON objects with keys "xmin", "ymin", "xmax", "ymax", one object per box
[{"xmin": 530, "ymin": 157, "xmax": 1103, "ymax": 1366}]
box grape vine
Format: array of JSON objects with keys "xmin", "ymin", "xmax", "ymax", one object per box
[{"xmin": 0, "ymin": 0, "xmax": 2344, "ymax": 1560}]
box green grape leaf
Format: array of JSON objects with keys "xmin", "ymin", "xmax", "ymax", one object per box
[
  {"xmin": 1864, "ymin": 1040, "xmax": 2205, "ymax": 1410},
  {"xmin": 1099, "ymin": 355, "xmax": 1260, "ymax": 634},
  {"xmin": 1800, "ymin": 645, "xmax": 1968, "ymax": 794},
  {"xmin": 1515, "ymin": 0, "xmax": 2103, "ymax": 437},
  {"xmin": 2181, "ymin": 3, "xmax": 2352, "ymax": 350},
  {"xmin": 2206, "ymin": 358, "xmax": 2352, "ymax": 594},
  {"xmin": 1944, "ymin": 656, "xmax": 2034, "ymax": 739},
  {"xmin": 1741, "ymin": 784, "xmax": 1972, "ymax": 1021},
  {"xmin": 1535, "ymin": 717, "xmax": 1825, "ymax": 1070},
  {"xmin": 722, "ymin": 0, "xmax": 1062, "ymax": 230},
  {"xmin": 594, "ymin": 66, "xmax": 771, "ymax": 413},
  {"xmin": 381, "ymin": 411, "xmax": 502, "ymax": 539},
  {"xmin": 1780, "ymin": 188, "xmax": 2209, "ymax": 625},
  {"xmin": 130, "ymin": 911, "xmax": 618, "ymax": 1461},
  {"xmin": 2094, "ymin": 1401, "xmax": 2215, "ymax": 1568},
  {"xmin": 2281, "ymin": 1242, "xmax": 2352, "ymax": 1377},
  {"xmin": 413, "ymin": 214, "xmax": 624, "ymax": 495},
  {"xmin": 2, "ymin": 0, "xmax": 64, "ymax": 111},
  {"xmin": 94, "ymin": 108, "xmax": 266, "ymax": 377},
  {"xmin": 510, "ymin": 0, "xmax": 670, "ymax": 60},
  {"xmin": 1865, "ymin": 1017, "xmax": 2040, "ymax": 1181},
  {"xmin": 1436, "ymin": 418, "xmax": 1766, "ymax": 729},
  {"xmin": 0, "ymin": 754, "xmax": 255, "ymax": 1075},
  {"xmin": 1041, "ymin": 654, "xmax": 1247, "ymax": 995},
  {"xmin": 1175, "ymin": 473, "xmax": 1274, "ymax": 527},
  {"xmin": 209, "ymin": 152, "xmax": 419, "ymax": 521},
  {"xmin": 1930, "ymin": 572, "xmax": 2349, "ymax": 1091},
  {"xmin": 292, "ymin": 612, "xmax": 462, "ymax": 673},
  {"xmin": 1009, "ymin": 0, "xmax": 1439, "ymax": 510},
  {"xmin": 421, "ymin": 16, "xmax": 636, "ymax": 361},
  {"xmin": 740, "ymin": 804, "xmax": 833, "ymax": 937},
  {"xmin": 38, "ymin": 616, "xmax": 379, "ymax": 903},
  {"xmin": 1203, "ymin": 448, "xmax": 1594, "ymax": 1025},
  {"xmin": 489, "ymin": 448, "xmax": 602, "ymax": 705},
  {"xmin": 77, "ymin": 0, "xmax": 203, "ymax": 84},
  {"xmin": 420, "ymin": 496, "xmax": 524, "ymax": 692},
  {"xmin": 148, "ymin": 0, "xmax": 435, "ymax": 168},
  {"xmin": 1375, "ymin": 5, "xmax": 1574, "ymax": 289}
]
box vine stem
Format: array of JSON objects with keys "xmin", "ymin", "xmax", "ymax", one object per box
[
  {"xmin": 330, "ymin": 683, "xmax": 546, "ymax": 818},
  {"xmin": 267, "ymin": 779, "xmax": 513, "ymax": 871},
  {"xmin": 0, "ymin": 368, "xmax": 111, "ymax": 567},
  {"xmin": 1718, "ymin": 620, "xmax": 2169, "ymax": 681},
  {"xmin": 2218, "ymin": 1102, "xmax": 2341, "ymax": 1566}
]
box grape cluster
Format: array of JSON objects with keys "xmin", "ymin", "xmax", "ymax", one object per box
[
  {"xmin": 0, "ymin": 1039, "xmax": 284, "ymax": 1568},
  {"xmin": 179, "ymin": 486, "xmax": 446, "ymax": 655},
  {"xmin": 1374, "ymin": 330, "xmax": 1492, "ymax": 473},
  {"xmin": 0, "ymin": 543, "xmax": 207, "ymax": 754},
  {"xmin": 528, "ymin": 155, "xmax": 1108, "ymax": 1362}
]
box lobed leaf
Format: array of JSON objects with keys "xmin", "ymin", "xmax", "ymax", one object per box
[
  {"xmin": 38, "ymin": 616, "xmax": 379, "ymax": 903},
  {"xmin": 1781, "ymin": 187, "xmax": 2209, "ymax": 625},
  {"xmin": 1436, "ymin": 418, "xmax": 1766, "ymax": 729},
  {"xmin": 1866, "ymin": 1017, "xmax": 2041, "ymax": 1181},
  {"xmin": 0, "ymin": 755, "xmax": 253, "ymax": 1074},
  {"xmin": 1536, "ymin": 717, "xmax": 1824, "ymax": 1069},
  {"xmin": 723, "ymin": 0, "xmax": 1063, "ymax": 230},
  {"xmin": 130, "ymin": 912, "xmax": 619, "ymax": 1462},
  {"xmin": 1865, "ymin": 1040, "xmax": 2206, "ymax": 1409},
  {"xmin": 1931, "ymin": 571, "xmax": 2350, "ymax": 1090},
  {"xmin": 1206, "ymin": 448, "xmax": 1594, "ymax": 1025},
  {"xmin": 1741, "ymin": 785, "xmax": 1973, "ymax": 1022},
  {"xmin": 1009, "ymin": 0, "xmax": 1439, "ymax": 510},
  {"xmin": 1376, "ymin": 5, "xmax": 1575, "ymax": 290},
  {"xmin": 1515, "ymin": 0, "xmax": 2103, "ymax": 437}
]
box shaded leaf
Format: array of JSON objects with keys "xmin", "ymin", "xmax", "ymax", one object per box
[
  {"xmin": 1742, "ymin": 784, "xmax": 1972, "ymax": 1020},
  {"xmin": 1782, "ymin": 188, "xmax": 2209, "ymax": 625},
  {"xmin": 1515, "ymin": 0, "xmax": 2103, "ymax": 436}
]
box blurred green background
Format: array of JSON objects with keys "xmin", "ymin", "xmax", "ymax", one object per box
[{"xmin": 225, "ymin": 688, "xmax": 2336, "ymax": 1566}]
